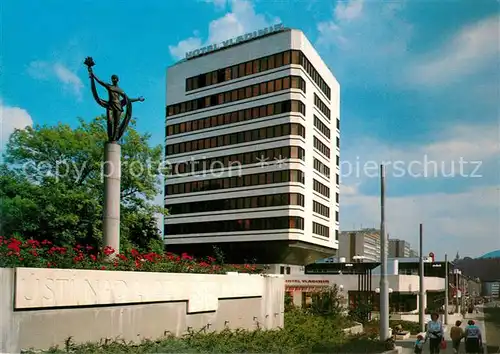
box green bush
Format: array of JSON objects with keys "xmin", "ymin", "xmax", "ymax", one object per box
[
  {"xmin": 365, "ymin": 319, "xmax": 422, "ymax": 335},
  {"xmin": 28, "ymin": 308, "xmax": 388, "ymax": 353}
]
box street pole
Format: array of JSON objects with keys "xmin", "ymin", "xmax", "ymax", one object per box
[
  {"xmin": 456, "ymin": 270, "xmax": 460, "ymax": 313},
  {"xmin": 379, "ymin": 164, "xmax": 390, "ymax": 340},
  {"xmin": 419, "ymin": 223, "xmax": 425, "ymax": 333},
  {"xmin": 444, "ymin": 254, "xmax": 449, "ymax": 325}
]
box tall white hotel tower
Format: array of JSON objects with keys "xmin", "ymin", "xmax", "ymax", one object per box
[{"xmin": 165, "ymin": 25, "xmax": 340, "ymax": 265}]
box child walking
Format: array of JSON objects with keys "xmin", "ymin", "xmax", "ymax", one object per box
[
  {"xmin": 450, "ymin": 320, "xmax": 464, "ymax": 354},
  {"xmin": 414, "ymin": 334, "xmax": 425, "ymax": 354}
]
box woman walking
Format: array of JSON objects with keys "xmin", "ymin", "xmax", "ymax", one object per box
[
  {"xmin": 426, "ymin": 312, "xmax": 444, "ymax": 354},
  {"xmin": 464, "ymin": 320, "xmax": 482, "ymax": 353}
]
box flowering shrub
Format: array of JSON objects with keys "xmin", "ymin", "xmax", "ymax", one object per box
[{"xmin": 0, "ymin": 236, "xmax": 261, "ymax": 274}]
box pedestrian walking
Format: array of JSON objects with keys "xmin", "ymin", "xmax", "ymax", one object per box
[
  {"xmin": 450, "ymin": 320, "xmax": 465, "ymax": 354},
  {"xmin": 426, "ymin": 312, "xmax": 444, "ymax": 354},
  {"xmin": 414, "ymin": 334, "xmax": 425, "ymax": 354},
  {"xmin": 464, "ymin": 320, "xmax": 482, "ymax": 353}
]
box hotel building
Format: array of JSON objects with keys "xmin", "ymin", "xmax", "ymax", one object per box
[{"xmin": 164, "ymin": 26, "xmax": 340, "ymax": 265}]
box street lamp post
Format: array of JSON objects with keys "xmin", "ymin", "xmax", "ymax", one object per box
[{"xmin": 379, "ymin": 164, "xmax": 390, "ymax": 340}]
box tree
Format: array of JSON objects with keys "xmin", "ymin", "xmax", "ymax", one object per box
[{"xmin": 0, "ymin": 116, "xmax": 166, "ymax": 250}]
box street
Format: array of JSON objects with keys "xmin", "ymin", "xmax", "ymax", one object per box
[{"xmin": 396, "ymin": 307, "xmax": 488, "ymax": 353}]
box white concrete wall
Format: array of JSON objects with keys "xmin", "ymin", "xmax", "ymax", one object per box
[{"xmin": 1, "ymin": 268, "xmax": 284, "ymax": 353}]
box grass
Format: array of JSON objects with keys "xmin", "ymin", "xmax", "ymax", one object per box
[
  {"xmin": 24, "ymin": 309, "xmax": 389, "ymax": 353},
  {"xmin": 484, "ymin": 306, "xmax": 500, "ymax": 354}
]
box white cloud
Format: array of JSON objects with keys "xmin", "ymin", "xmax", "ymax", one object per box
[
  {"xmin": 340, "ymin": 121, "xmax": 500, "ymax": 258},
  {"xmin": 168, "ymin": 0, "xmax": 281, "ymax": 60},
  {"xmin": 0, "ymin": 100, "xmax": 33, "ymax": 150},
  {"xmin": 409, "ymin": 15, "xmax": 500, "ymax": 86},
  {"xmin": 341, "ymin": 184, "xmax": 500, "ymax": 258},
  {"xmin": 341, "ymin": 123, "xmax": 500, "ymax": 179},
  {"xmin": 334, "ymin": 0, "xmax": 364, "ymax": 21},
  {"xmin": 317, "ymin": 1, "xmax": 411, "ymax": 53},
  {"xmin": 27, "ymin": 61, "xmax": 84, "ymax": 100}
]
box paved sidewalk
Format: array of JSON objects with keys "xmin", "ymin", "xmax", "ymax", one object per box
[{"xmin": 395, "ymin": 309, "xmax": 487, "ymax": 354}]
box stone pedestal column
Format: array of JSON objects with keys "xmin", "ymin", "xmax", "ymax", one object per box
[{"xmin": 103, "ymin": 142, "xmax": 121, "ymax": 254}]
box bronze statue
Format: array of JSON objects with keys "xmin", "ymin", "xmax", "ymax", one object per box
[{"xmin": 84, "ymin": 57, "xmax": 144, "ymax": 142}]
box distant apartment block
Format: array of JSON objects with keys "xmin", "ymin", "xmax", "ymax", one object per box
[
  {"xmin": 389, "ymin": 239, "xmax": 411, "ymax": 258},
  {"xmin": 338, "ymin": 229, "xmax": 381, "ymax": 262}
]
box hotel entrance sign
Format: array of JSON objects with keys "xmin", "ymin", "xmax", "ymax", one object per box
[{"xmin": 185, "ymin": 23, "xmax": 285, "ymax": 59}]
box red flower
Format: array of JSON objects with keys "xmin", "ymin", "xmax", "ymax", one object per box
[
  {"xmin": 90, "ymin": 254, "xmax": 97, "ymax": 261},
  {"xmin": 103, "ymin": 246, "xmax": 115, "ymax": 256},
  {"xmin": 207, "ymin": 256, "xmax": 216, "ymax": 263},
  {"xmin": 41, "ymin": 239, "xmax": 52, "ymax": 246},
  {"xmin": 117, "ymin": 254, "xmax": 127, "ymax": 261},
  {"xmin": 26, "ymin": 239, "xmax": 40, "ymax": 248},
  {"xmin": 198, "ymin": 261, "xmax": 210, "ymax": 268},
  {"xmin": 30, "ymin": 250, "xmax": 38, "ymax": 257},
  {"xmin": 100, "ymin": 266, "xmax": 106, "ymax": 270},
  {"xmin": 181, "ymin": 252, "xmax": 193, "ymax": 261},
  {"xmin": 7, "ymin": 241, "xmax": 21, "ymax": 254},
  {"xmin": 131, "ymin": 249, "xmax": 140, "ymax": 258}
]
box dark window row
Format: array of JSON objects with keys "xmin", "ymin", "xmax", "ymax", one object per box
[
  {"xmin": 313, "ymin": 136, "xmax": 330, "ymax": 158},
  {"xmin": 313, "ymin": 179, "xmax": 330, "ymax": 198},
  {"xmin": 300, "ymin": 54, "xmax": 331, "ymax": 100},
  {"xmin": 165, "ymin": 170, "xmax": 304, "ymax": 195},
  {"xmin": 186, "ymin": 50, "xmax": 298, "ymax": 91},
  {"xmin": 337, "ymin": 118, "xmax": 340, "ymax": 130},
  {"xmin": 313, "ymin": 221, "xmax": 329, "ymax": 238},
  {"xmin": 168, "ymin": 76, "xmax": 306, "ymax": 117},
  {"xmin": 336, "ymin": 136, "xmax": 340, "ymax": 148},
  {"xmin": 165, "ymin": 123, "xmax": 306, "ymax": 156},
  {"xmin": 314, "ymin": 158, "xmax": 330, "ymax": 178},
  {"xmin": 165, "ymin": 216, "xmax": 305, "ymax": 235},
  {"xmin": 314, "ymin": 115, "xmax": 330, "ymax": 139},
  {"xmin": 336, "ymin": 174, "xmax": 340, "ymax": 185},
  {"xmin": 335, "ymin": 230, "xmax": 339, "ymax": 240},
  {"xmin": 166, "ymin": 100, "xmax": 305, "ymax": 137},
  {"xmin": 169, "ymin": 146, "xmax": 305, "ymax": 175},
  {"xmin": 313, "ymin": 200, "xmax": 330, "ymax": 218},
  {"xmin": 167, "ymin": 193, "xmax": 304, "ymax": 215},
  {"xmin": 336, "ymin": 211, "xmax": 339, "ymax": 221},
  {"xmin": 314, "ymin": 93, "xmax": 331, "ymax": 120},
  {"xmin": 336, "ymin": 193, "xmax": 339, "ymax": 204},
  {"xmin": 186, "ymin": 50, "xmax": 331, "ymax": 99},
  {"xmin": 336, "ymin": 155, "xmax": 340, "ymax": 166}
]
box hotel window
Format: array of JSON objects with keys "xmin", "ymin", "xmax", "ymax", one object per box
[
  {"xmin": 312, "ymin": 222, "xmax": 329, "ymax": 238},
  {"xmin": 313, "ymin": 137, "xmax": 330, "ymax": 158},
  {"xmin": 166, "ymin": 123, "xmax": 306, "ymax": 156},
  {"xmin": 314, "ymin": 116, "xmax": 330, "ymax": 139},
  {"xmin": 168, "ymin": 146, "xmax": 305, "ymax": 176},
  {"xmin": 313, "ymin": 179, "xmax": 330, "ymax": 198},
  {"xmin": 169, "ymin": 76, "xmax": 306, "ymax": 117},
  {"xmin": 166, "ymin": 170, "xmax": 305, "ymax": 196},
  {"xmin": 314, "ymin": 158, "xmax": 330, "ymax": 178},
  {"xmin": 314, "ymin": 93, "xmax": 331, "ymax": 119},
  {"xmin": 313, "ymin": 200, "xmax": 330, "ymax": 218},
  {"xmin": 165, "ymin": 216, "xmax": 305, "ymax": 234},
  {"xmin": 166, "ymin": 193, "xmax": 304, "ymax": 214}
]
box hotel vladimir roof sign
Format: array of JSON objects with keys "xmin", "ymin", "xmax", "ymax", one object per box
[{"xmin": 185, "ymin": 23, "xmax": 285, "ymax": 60}]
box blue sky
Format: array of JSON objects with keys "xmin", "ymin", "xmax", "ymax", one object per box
[{"xmin": 2, "ymin": 0, "xmax": 499, "ymax": 259}]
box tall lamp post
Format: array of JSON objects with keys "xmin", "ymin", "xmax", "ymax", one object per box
[
  {"xmin": 444, "ymin": 254, "xmax": 449, "ymax": 325},
  {"xmin": 379, "ymin": 164, "xmax": 390, "ymax": 340},
  {"xmin": 419, "ymin": 224, "xmax": 425, "ymax": 333}
]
